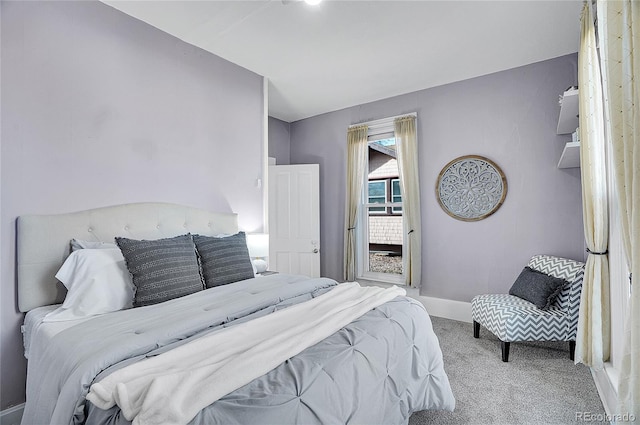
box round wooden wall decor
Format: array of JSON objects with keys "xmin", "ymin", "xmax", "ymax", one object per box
[{"xmin": 436, "ymin": 155, "xmax": 507, "ymax": 222}]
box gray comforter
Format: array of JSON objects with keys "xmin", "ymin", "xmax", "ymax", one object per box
[{"xmin": 22, "ymin": 274, "xmax": 454, "ymax": 425}]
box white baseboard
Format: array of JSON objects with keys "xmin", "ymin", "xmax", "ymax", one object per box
[
  {"xmin": 0, "ymin": 403, "xmax": 24, "ymax": 425},
  {"xmin": 356, "ymin": 280, "xmax": 472, "ymax": 323},
  {"xmin": 591, "ymin": 363, "xmax": 618, "ymax": 418},
  {"xmin": 410, "ymin": 294, "xmax": 472, "ymax": 323}
]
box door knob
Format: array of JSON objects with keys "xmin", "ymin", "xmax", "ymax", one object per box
[{"xmin": 313, "ymin": 248, "xmax": 319, "ymax": 254}]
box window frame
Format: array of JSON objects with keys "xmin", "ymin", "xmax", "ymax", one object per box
[
  {"xmin": 357, "ymin": 134, "xmax": 406, "ymax": 286},
  {"xmin": 367, "ymin": 180, "xmax": 388, "ymax": 215},
  {"xmin": 366, "ymin": 178, "xmax": 403, "ymax": 216},
  {"xmin": 391, "ymin": 178, "xmax": 403, "ymax": 214}
]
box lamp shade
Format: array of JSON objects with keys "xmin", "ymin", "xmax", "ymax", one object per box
[{"xmin": 246, "ymin": 233, "xmax": 269, "ymax": 258}]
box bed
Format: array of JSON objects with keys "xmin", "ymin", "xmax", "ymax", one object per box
[{"xmin": 17, "ymin": 202, "xmax": 455, "ymax": 425}]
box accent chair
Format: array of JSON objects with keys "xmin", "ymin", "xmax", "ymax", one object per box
[{"xmin": 471, "ymin": 254, "xmax": 585, "ymax": 362}]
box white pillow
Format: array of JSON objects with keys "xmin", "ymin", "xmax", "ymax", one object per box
[
  {"xmin": 70, "ymin": 238, "xmax": 118, "ymax": 251},
  {"xmin": 43, "ymin": 249, "xmax": 134, "ymax": 322}
]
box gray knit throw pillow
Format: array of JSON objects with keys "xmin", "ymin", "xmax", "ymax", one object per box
[
  {"xmin": 193, "ymin": 232, "xmax": 255, "ymax": 288},
  {"xmin": 116, "ymin": 234, "xmax": 203, "ymax": 307}
]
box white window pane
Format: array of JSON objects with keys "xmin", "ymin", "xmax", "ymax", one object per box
[{"xmin": 369, "ymin": 137, "xmax": 396, "ymax": 147}]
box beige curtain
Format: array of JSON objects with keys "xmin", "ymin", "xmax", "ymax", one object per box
[
  {"xmin": 394, "ymin": 116, "xmax": 422, "ymax": 287},
  {"xmin": 597, "ymin": 0, "xmax": 640, "ymax": 419},
  {"xmin": 575, "ymin": 2, "xmax": 611, "ymax": 370},
  {"xmin": 343, "ymin": 125, "xmax": 368, "ymax": 281}
]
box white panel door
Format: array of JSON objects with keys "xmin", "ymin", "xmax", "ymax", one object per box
[{"xmin": 268, "ymin": 164, "xmax": 320, "ymax": 277}]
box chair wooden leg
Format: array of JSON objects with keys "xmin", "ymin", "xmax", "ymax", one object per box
[
  {"xmin": 569, "ymin": 340, "xmax": 576, "ymax": 361},
  {"xmin": 501, "ymin": 341, "xmax": 510, "ymax": 362},
  {"xmin": 473, "ymin": 321, "xmax": 480, "ymax": 338}
]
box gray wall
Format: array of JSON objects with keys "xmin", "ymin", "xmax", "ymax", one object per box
[
  {"xmin": 1, "ymin": 1, "xmax": 264, "ymax": 409},
  {"xmin": 290, "ymin": 54, "xmax": 584, "ymax": 300},
  {"xmin": 268, "ymin": 116, "xmax": 291, "ymax": 165}
]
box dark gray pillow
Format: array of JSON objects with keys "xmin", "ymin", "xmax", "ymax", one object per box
[
  {"xmin": 509, "ymin": 266, "xmax": 567, "ymax": 309},
  {"xmin": 193, "ymin": 232, "xmax": 255, "ymax": 288},
  {"xmin": 115, "ymin": 234, "xmax": 204, "ymax": 307}
]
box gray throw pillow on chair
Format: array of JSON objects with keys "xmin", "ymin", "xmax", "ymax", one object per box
[{"xmin": 508, "ymin": 266, "xmax": 568, "ymax": 309}]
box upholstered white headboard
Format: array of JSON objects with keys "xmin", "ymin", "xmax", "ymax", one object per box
[{"xmin": 17, "ymin": 202, "xmax": 238, "ymax": 312}]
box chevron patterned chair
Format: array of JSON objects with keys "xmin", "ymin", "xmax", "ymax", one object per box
[{"xmin": 471, "ymin": 254, "xmax": 585, "ymax": 362}]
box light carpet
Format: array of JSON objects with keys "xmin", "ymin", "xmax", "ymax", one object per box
[{"xmin": 409, "ymin": 316, "xmax": 606, "ymax": 425}]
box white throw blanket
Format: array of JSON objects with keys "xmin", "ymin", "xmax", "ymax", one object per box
[{"xmin": 86, "ymin": 282, "xmax": 405, "ymax": 425}]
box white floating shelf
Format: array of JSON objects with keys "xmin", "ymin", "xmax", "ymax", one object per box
[
  {"xmin": 557, "ymin": 88, "xmax": 579, "ymax": 134},
  {"xmin": 558, "ymin": 141, "xmax": 581, "ymax": 169}
]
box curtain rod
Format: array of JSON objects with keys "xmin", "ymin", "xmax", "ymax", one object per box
[{"xmin": 349, "ymin": 112, "xmax": 417, "ymax": 129}]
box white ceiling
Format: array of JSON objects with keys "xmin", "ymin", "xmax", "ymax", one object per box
[{"xmin": 102, "ymin": 0, "xmax": 582, "ymax": 122}]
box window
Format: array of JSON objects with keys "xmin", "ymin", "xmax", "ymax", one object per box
[
  {"xmin": 358, "ymin": 134, "xmax": 404, "ymax": 284},
  {"xmin": 367, "ymin": 179, "xmax": 401, "ymax": 215},
  {"xmin": 345, "ymin": 113, "xmax": 419, "ymax": 286},
  {"xmin": 368, "ymin": 181, "xmax": 387, "ymax": 214},
  {"xmin": 391, "ymin": 179, "xmax": 402, "ymax": 213}
]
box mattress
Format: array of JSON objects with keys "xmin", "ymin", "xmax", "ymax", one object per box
[
  {"xmin": 21, "ymin": 304, "xmax": 92, "ymax": 359},
  {"xmin": 22, "ymin": 274, "xmax": 454, "ymax": 425}
]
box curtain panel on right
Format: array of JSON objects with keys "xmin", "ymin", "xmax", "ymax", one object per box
[
  {"xmin": 597, "ymin": 0, "xmax": 640, "ymax": 419},
  {"xmin": 394, "ymin": 116, "xmax": 422, "ymax": 287},
  {"xmin": 575, "ymin": 1, "xmax": 611, "ymax": 371}
]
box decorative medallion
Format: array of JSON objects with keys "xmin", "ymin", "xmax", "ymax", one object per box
[{"xmin": 436, "ymin": 155, "xmax": 507, "ymax": 221}]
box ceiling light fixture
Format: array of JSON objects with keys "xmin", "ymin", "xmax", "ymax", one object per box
[{"xmin": 304, "ymin": 0, "xmax": 322, "ymax": 5}]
